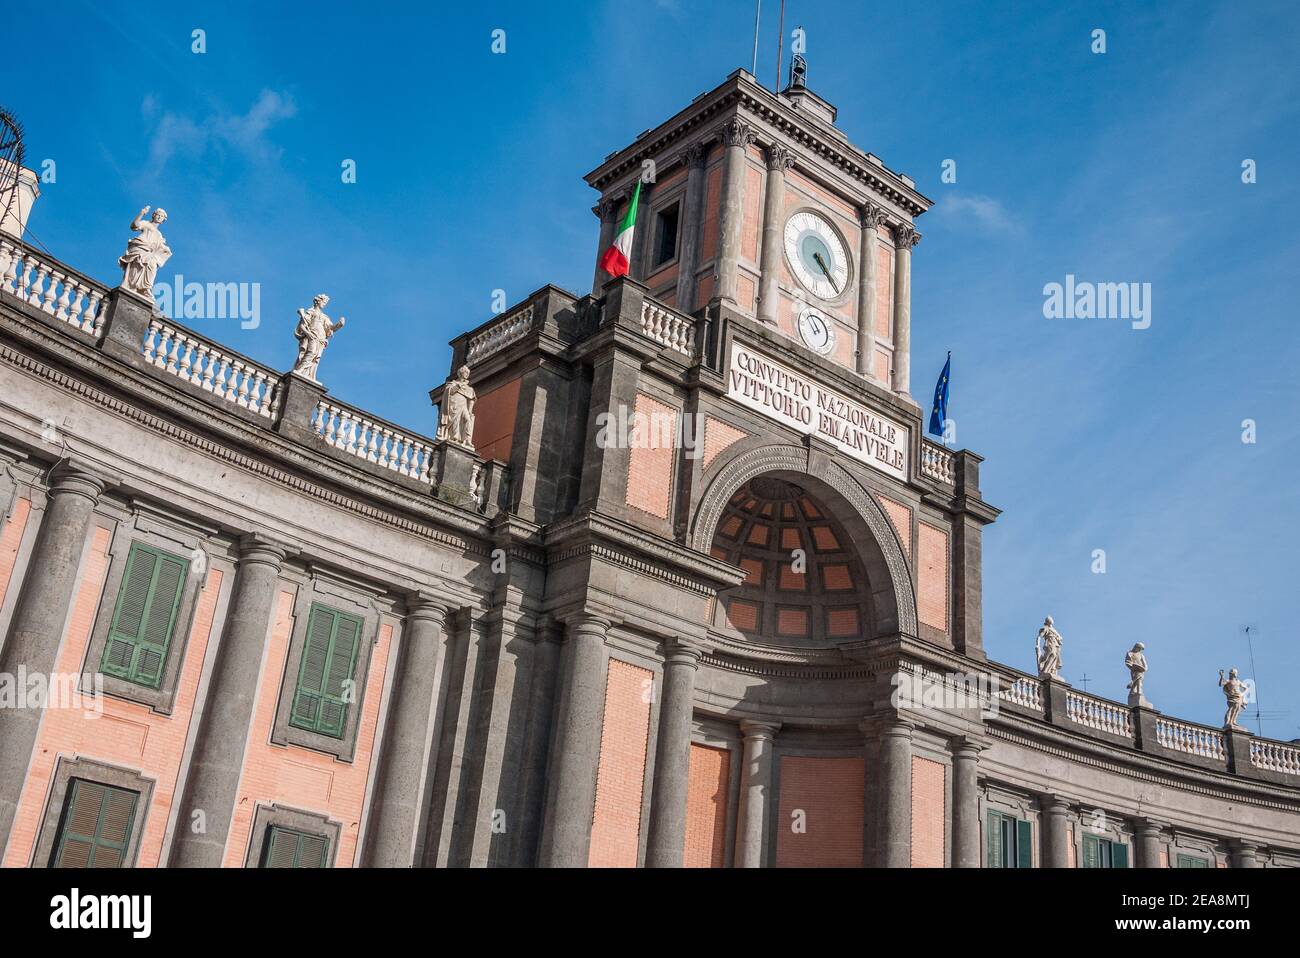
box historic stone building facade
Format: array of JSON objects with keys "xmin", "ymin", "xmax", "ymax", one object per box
[{"xmin": 0, "ymin": 70, "xmax": 1297, "ymax": 869}]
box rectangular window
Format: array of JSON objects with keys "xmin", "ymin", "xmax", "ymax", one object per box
[
  {"xmin": 653, "ymin": 202, "xmax": 681, "ymax": 268},
  {"xmin": 986, "ymin": 810, "xmax": 1033, "ymax": 868},
  {"xmin": 1083, "ymin": 833, "xmax": 1129, "ymax": 868},
  {"xmin": 260, "ymin": 826, "xmax": 329, "ymax": 868},
  {"xmin": 100, "ymin": 542, "xmax": 188, "ymax": 688},
  {"xmin": 50, "ymin": 779, "xmax": 139, "ymax": 868},
  {"xmin": 290, "ymin": 604, "xmax": 362, "ymax": 739},
  {"xmin": 1176, "ymin": 853, "xmax": 1209, "ymax": 868}
]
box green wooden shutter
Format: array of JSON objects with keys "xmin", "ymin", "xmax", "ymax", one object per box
[
  {"xmin": 52, "ymin": 779, "xmax": 138, "ymax": 868},
  {"xmin": 290, "ymin": 605, "xmax": 363, "ymax": 738},
  {"xmin": 101, "ymin": 543, "xmax": 188, "ymax": 688},
  {"xmin": 986, "ymin": 811, "xmax": 1003, "ymax": 867},
  {"xmin": 261, "ymin": 826, "xmax": 329, "ymax": 868},
  {"xmin": 1082, "ymin": 833, "xmax": 1099, "ymax": 869},
  {"xmin": 1016, "ymin": 819, "xmax": 1033, "ymax": 868},
  {"xmin": 1176, "ymin": 854, "xmax": 1208, "ymax": 868},
  {"xmin": 1111, "ymin": 841, "xmax": 1129, "ymax": 868}
]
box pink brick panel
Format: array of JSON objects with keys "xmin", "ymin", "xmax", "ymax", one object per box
[
  {"xmin": 701, "ymin": 417, "xmax": 745, "ymax": 470},
  {"xmin": 910, "ymin": 756, "xmax": 945, "ymax": 867},
  {"xmin": 683, "ymin": 743, "xmax": 730, "ymax": 868},
  {"xmin": 877, "ymin": 495, "xmax": 912, "ymax": 559},
  {"xmin": 0, "ymin": 496, "xmax": 32, "ymax": 611},
  {"xmin": 916, "ymin": 522, "xmax": 949, "ymax": 633},
  {"xmin": 624, "ymin": 393, "xmax": 676, "ymax": 520},
  {"xmin": 588, "ymin": 658, "xmax": 653, "ymax": 867},
  {"xmin": 775, "ymin": 755, "xmax": 865, "ymax": 867}
]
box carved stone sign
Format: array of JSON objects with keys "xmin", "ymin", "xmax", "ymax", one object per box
[{"xmin": 727, "ymin": 345, "xmax": 909, "ymax": 481}]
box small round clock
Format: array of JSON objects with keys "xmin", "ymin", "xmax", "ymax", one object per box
[
  {"xmin": 797, "ymin": 306, "xmax": 836, "ymax": 356},
  {"xmin": 784, "ymin": 210, "xmax": 850, "ymax": 301}
]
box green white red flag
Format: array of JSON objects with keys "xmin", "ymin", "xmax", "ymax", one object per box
[{"xmin": 598, "ymin": 179, "xmax": 642, "ymax": 279}]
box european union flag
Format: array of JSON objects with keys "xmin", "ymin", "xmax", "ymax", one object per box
[{"xmin": 928, "ymin": 352, "xmax": 951, "ymax": 438}]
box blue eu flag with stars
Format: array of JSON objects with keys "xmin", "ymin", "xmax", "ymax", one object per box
[{"xmin": 928, "ymin": 353, "xmax": 950, "ymax": 438}]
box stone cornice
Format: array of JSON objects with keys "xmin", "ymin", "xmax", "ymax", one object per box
[{"xmin": 584, "ymin": 71, "xmax": 932, "ymax": 217}]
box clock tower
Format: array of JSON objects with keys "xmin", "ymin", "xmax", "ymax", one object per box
[{"xmin": 585, "ymin": 66, "xmax": 931, "ymax": 402}]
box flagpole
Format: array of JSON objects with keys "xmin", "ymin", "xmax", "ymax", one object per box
[
  {"xmin": 775, "ymin": 0, "xmax": 786, "ymax": 91},
  {"xmin": 751, "ymin": 0, "xmax": 761, "ymax": 76}
]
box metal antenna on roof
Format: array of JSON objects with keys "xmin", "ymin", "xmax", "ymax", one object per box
[{"xmin": 751, "ymin": 0, "xmax": 762, "ymax": 77}]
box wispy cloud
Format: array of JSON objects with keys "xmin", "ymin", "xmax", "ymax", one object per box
[
  {"xmin": 936, "ymin": 192, "xmax": 1023, "ymax": 234},
  {"xmin": 142, "ymin": 90, "xmax": 297, "ymax": 177}
]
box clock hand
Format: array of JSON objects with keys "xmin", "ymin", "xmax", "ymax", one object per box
[{"xmin": 812, "ymin": 251, "xmax": 839, "ymax": 294}]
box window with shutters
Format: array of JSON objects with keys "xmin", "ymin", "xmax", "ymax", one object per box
[
  {"xmin": 1082, "ymin": 833, "xmax": 1129, "ymax": 868},
  {"xmin": 289, "ymin": 603, "xmax": 363, "ymax": 740},
  {"xmin": 260, "ymin": 825, "xmax": 330, "ymax": 868},
  {"xmin": 986, "ymin": 810, "xmax": 1033, "ymax": 868},
  {"xmin": 1176, "ymin": 853, "xmax": 1210, "ymax": 868},
  {"xmin": 100, "ymin": 542, "xmax": 188, "ymax": 689},
  {"xmin": 50, "ymin": 779, "xmax": 139, "ymax": 868}
]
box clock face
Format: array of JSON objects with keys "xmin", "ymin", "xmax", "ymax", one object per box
[
  {"xmin": 797, "ymin": 306, "xmax": 836, "ymax": 356},
  {"xmin": 784, "ymin": 210, "xmax": 850, "ymax": 300}
]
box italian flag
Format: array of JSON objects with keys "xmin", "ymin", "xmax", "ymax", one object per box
[{"xmin": 597, "ymin": 179, "xmax": 642, "ymax": 279}]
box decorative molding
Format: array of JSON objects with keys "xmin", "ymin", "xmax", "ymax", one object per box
[
  {"xmin": 721, "ymin": 117, "xmax": 757, "ymax": 149},
  {"xmin": 892, "ymin": 224, "xmax": 922, "ymax": 250},
  {"xmin": 765, "ymin": 143, "xmax": 795, "ymax": 173},
  {"xmin": 860, "ymin": 203, "xmax": 889, "ymax": 230}
]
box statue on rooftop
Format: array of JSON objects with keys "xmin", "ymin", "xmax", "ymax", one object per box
[
  {"xmin": 292, "ymin": 294, "xmax": 345, "ymax": 381},
  {"xmin": 1036, "ymin": 615, "xmax": 1063, "ymax": 680},
  {"xmin": 1218, "ymin": 668, "xmax": 1249, "ymax": 731},
  {"xmin": 1125, "ymin": 642, "xmax": 1149, "ymax": 706},
  {"xmin": 437, "ymin": 364, "xmax": 476, "ymax": 447},
  {"xmin": 118, "ymin": 206, "xmax": 171, "ymax": 299}
]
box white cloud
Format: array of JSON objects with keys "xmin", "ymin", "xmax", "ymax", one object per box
[
  {"xmin": 143, "ymin": 90, "xmax": 297, "ymax": 176},
  {"xmin": 937, "ymin": 192, "xmax": 1023, "ymax": 235}
]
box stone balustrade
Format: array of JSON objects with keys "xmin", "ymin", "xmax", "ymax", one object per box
[
  {"xmin": 997, "ymin": 674, "xmax": 1043, "ymax": 711},
  {"xmin": 1155, "ymin": 716, "xmax": 1226, "ymax": 761},
  {"xmin": 143, "ymin": 317, "xmax": 281, "ymax": 419},
  {"xmin": 1251, "ymin": 738, "xmax": 1300, "ymax": 776},
  {"xmin": 312, "ymin": 399, "xmax": 435, "ymax": 483},
  {"xmin": 464, "ymin": 303, "xmax": 536, "ymax": 366},
  {"xmin": 0, "ymin": 237, "xmax": 108, "ymax": 338},
  {"xmin": 920, "ymin": 439, "xmax": 955, "ymax": 485},
  {"xmin": 1066, "ymin": 689, "xmax": 1134, "ymax": 738},
  {"xmin": 640, "ymin": 300, "xmax": 696, "ymax": 358}
]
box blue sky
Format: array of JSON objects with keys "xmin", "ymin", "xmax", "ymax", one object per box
[{"xmin": 8, "ymin": 0, "xmax": 1298, "ymax": 735}]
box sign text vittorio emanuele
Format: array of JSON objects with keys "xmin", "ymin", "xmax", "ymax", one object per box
[{"xmin": 727, "ymin": 346, "xmax": 909, "ymax": 481}]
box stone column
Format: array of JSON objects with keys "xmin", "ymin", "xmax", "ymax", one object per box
[
  {"xmin": 674, "ymin": 142, "xmax": 710, "ymax": 312},
  {"xmin": 874, "ymin": 719, "xmax": 914, "ymax": 868},
  {"xmin": 538, "ymin": 613, "xmax": 610, "ymax": 868},
  {"xmin": 591, "ymin": 196, "xmax": 620, "ymax": 294},
  {"xmin": 363, "ymin": 596, "xmax": 448, "ymax": 866},
  {"xmin": 734, "ymin": 719, "xmax": 779, "ymax": 868},
  {"xmin": 0, "ymin": 462, "xmax": 105, "ymax": 848},
  {"xmin": 951, "ymin": 736, "xmax": 985, "ymax": 868},
  {"xmin": 1042, "ymin": 794, "xmax": 1072, "ymax": 868},
  {"xmin": 855, "ymin": 204, "xmax": 887, "ymax": 377},
  {"xmin": 645, "ymin": 639, "xmax": 703, "ymax": 867},
  {"xmin": 1133, "ymin": 818, "xmax": 1165, "ymax": 868},
  {"xmin": 891, "ymin": 224, "xmax": 921, "ymax": 400},
  {"xmin": 1230, "ymin": 839, "xmax": 1261, "ymax": 868},
  {"xmin": 715, "ymin": 117, "xmax": 755, "ymax": 306},
  {"xmin": 170, "ymin": 534, "xmax": 289, "ymax": 867},
  {"xmin": 756, "ymin": 144, "xmax": 793, "ymax": 326}
]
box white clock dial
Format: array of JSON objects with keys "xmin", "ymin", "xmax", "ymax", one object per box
[
  {"xmin": 797, "ymin": 306, "xmax": 836, "ymax": 356},
  {"xmin": 783, "ymin": 210, "xmax": 850, "ymax": 300}
]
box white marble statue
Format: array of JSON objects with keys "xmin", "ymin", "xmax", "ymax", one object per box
[
  {"xmin": 292, "ymin": 294, "xmax": 345, "ymax": 381},
  {"xmin": 1218, "ymin": 668, "xmax": 1249, "ymax": 731},
  {"xmin": 437, "ymin": 365, "xmax": 476, "ymax": 447},
  {"xmin": 1125, "ymin": 642, "xmax": 1148, "ymax": 705},
  {"xmin": 118, "ymin": 206, "xmax": 171, "ymax": 298},
  {"xmin": 1036, "ymin": 615, "xmax": 1063, "ymax": 680}
]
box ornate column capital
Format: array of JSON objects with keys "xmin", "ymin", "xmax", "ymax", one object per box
[
  {"xmin": 681, "ymin": 140, "xmax": 711, "ymax": 169},
  {"xmin": 860, "ymin": 202, "xmax": 889, "ymax": 230},
  {"xmin": 764, "ymin": 143, "xmax": 795, "ymax": 173},
  {"xmin": 892, "ymin": 223, "xmax": 922, "ymax": 250},
  {"xmin": 721, "ymin": 116, "xmax": 757, "ymax": 149}
]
